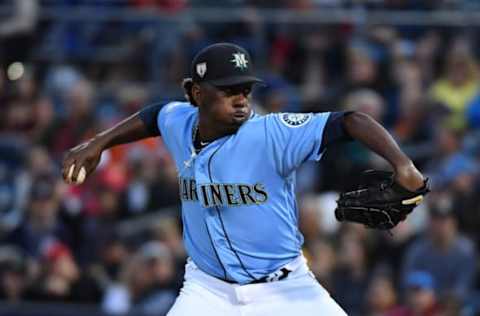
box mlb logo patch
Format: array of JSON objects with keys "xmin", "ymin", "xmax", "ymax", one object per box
[{"xmin": 196, "ymin": 62, "xmax": 207, "ymax": 78}]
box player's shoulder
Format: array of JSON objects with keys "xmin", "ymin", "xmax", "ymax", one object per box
[
  {"xmin": 251, "ymin": 111, "xmax": 330, "ymax": 128},
  {"xmin": 161, "ymin": 101, "xmax": 197, "ymax": 116},
  {"xmin": 158, "ymin": 101, "xmax": 197, "ymax": 134},
  {"xmin": 159, "ymin": 101, "xmax": 197, "ymax": 123}
]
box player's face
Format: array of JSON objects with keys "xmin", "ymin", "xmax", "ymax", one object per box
[{"xmin": 199, "ymin": 83, "xmax": 253, "ymax": 131}]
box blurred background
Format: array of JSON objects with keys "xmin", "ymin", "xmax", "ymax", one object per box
[{"xmin": 1, "ymin": 0, "xmax": 480, "ymax": 315}]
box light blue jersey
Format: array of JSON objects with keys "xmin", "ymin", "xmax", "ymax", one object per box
[{"xmin": 157, "ymin": 101, "xmax": 331, "ymax": 284}]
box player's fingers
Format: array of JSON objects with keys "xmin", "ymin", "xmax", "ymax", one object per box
[
  {"xmin": 62, "ymin": 160, "xmax": 73, "ymax": 183},
  {"xmin": 71, "ymin": 163, "xmax": 82, "ymax": 184},
  {"xmin": 62, "ymin": 149, "xmax": 77, "ymax": 181},
  {"xmin": 67, "ymin": 163, "xmax": 76, "ymax": 184},
  {"xmin": 66, "ymin": 163, "xmax": 87, "ymax": 185}
]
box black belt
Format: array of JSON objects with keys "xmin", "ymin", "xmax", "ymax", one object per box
[{"xmin": 221, "ymin": 268, "xmax": 292, "ymax": 285}]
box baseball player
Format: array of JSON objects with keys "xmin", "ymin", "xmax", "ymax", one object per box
[{"xmin": 62, "ymin": 43, "xmax": 427, "ymax": 315}]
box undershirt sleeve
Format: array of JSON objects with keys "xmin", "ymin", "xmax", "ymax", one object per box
[
  {"xmin": 138, "ymin": 103, "xmax": 163, "ymax": 137},
  {"xmin": 319, "ymin": 111, "xmax": 354, "ymax": 152}
]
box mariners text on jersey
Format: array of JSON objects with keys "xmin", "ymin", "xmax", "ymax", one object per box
[{"xmin": 179, "ymin": 177, "xmax": 268, "ymax": 207}]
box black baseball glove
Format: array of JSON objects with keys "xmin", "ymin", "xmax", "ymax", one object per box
[{"xmin": 335, "ymin": 170, "xmax": 430, "ymax": 230}]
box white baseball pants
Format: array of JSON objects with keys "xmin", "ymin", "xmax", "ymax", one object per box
[{"xmin": 167, "ymin": 256, "xmax": 347, "ymax": 316}]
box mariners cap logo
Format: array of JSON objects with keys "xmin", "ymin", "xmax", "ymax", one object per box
[
  {"xmin": 230, "ymin": 53, "xmax": 248, "ymax": 70},
  {"xmin": 196, "ymin": 62, "xmax": 207, "ymax": 78},
  {"xmin": 280, "ymin": 113, "xmax": 312, "ymax": 127}
]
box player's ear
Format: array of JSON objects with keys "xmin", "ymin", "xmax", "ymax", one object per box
[
  {"xmin": 191, "ymin": 82, "xmax": 202, "ymax": 107},
  {"xmin": 182, "ymin": 78, "xmax": 197, "ymax": 107}
]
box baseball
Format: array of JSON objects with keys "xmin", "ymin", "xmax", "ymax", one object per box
[{"xmin": 68, "ymin": 164, "xmax": 87, "ymax": 184}]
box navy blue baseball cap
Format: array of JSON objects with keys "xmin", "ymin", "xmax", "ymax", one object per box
[
  {"xmin": 191, "ymin": 43, "xmax": 264, "ymax": 87},
  {"xmin": 406, "ymin": 271, "xmax": 435, "ymax": 290}
]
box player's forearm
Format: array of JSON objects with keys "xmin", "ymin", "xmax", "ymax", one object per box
[
  {"xmin": 92, "ymin": 112, "xmax": 152, "ymax": 150},
  {"xmin": 343, "ymin": 112, "xmax": 425, "ymax": 191},
  {"xmin": 343, "ymin": 112, "xmax": 411, "ymax": 169}
]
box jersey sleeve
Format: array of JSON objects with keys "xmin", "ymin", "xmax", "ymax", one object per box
[
  {"xmin": 157, "ymin": 101, "xmax": 194, "ymax": 138},
  {"xmin": 266, "ymin": 112, "xmax": 349, "ymax": 176}
]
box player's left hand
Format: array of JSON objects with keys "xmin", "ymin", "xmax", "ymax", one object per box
[
  {"xmin": 334, "ymin": 170, "xmax": 430, "ymax": 230},
  {"xmin": 393, "ymin": 162, "xmax": 425, "ymax": 192}
]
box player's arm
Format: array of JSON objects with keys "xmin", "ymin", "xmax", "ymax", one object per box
[
  {"xmin": 342, "ymin": 111, "xmax": 424, "ymax": 191},
  {"xmin": 62, "ymin": 104, "xmax": 162, "ymax": 184}
]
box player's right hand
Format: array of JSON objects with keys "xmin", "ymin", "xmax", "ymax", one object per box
[{"xmin": 62, "ymin": 139, "xmax": 103, "ymax": 185}]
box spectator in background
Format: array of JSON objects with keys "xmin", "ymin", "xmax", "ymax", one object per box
[
  {"xmin": 306, "ymin": 237, "xmax": 337, "ymax": 293},
  {"xmin": 92, "ymin": 236, "xmax": 130, "ymax": 284},
  {"xmin": 25, "ymin": 240, "xmax": 101, "ymax": 303},
  {"xmin": 342, "ymin": 41, "xmax": 383, "ymax": 99},
  {"xmin": 6, "ymin": 175, "xmax": 72, "ymax": 259},
  {"xmin": 123, "ymin": 152, "xmax": 179, "ymax": 216},
  {"xmin": 26, "ymin": 146, "xmax": 56, "ymax": 177},
  {"xmin": 31, "ymin": 96, "xmax": 62, "ymax": 149},
  {"xmin": 444, "ymin": 160, "xmax": 480, "ymax": 246},
  {"xmin": 0, "ymin": 0, "xmax": 38, "ymax": 67},
  {"xmin": 344, "ymin": 89, "xmax": 385, "ymax": 122},
  {"xmin": 425, "ymin": 126, "xmax": 475, "ymax": 190},
  {"xmin": 252, "ymin": 77, "xmax": 299, "ymax": 114},
  {"xmin": 390, "ymin": 60, "xmax": 435, "ymax": 166},
  {"xmin": 132, "ymin": 241, "xmax": 178, "ymax": 315},
  {"xmin": 331, "ymin": 228, "xmax": 370, "ymax": 316},
  {"xmin": 429, "ymin": 38, "xmax": 479, "ymax": 131},
  {"xmin": 401, "ymin": 198, "xmax": 477, "ymax": 303},
  {"xmin": 365, "ymin": 270, "xmax": 398, "ymax": 316},
  {"xmin": 0, "ymin": 146, "xmax": 56, "ymax": 235},
  {"xmin": 103, "ymin": 241, "xmax": 177, "ymax": 315},
  {"xmin": 150, "ymin": 217, "xmax": 186, "ymax": 290},
  {"xmin": 388, "ymin": 271, "xmax": 441, "ymax": 316},
  {"xmin": 3, "ymin": 97, "xmax": 36, "ymax": 141},
  {"xmin": 0, "ymin": 246, "xmax": 28, "ymax": 303},
  {"xmin": 371, "ymin": 215, "xmax": 428, "ymax": 287},
  {"xmin": 0, "ymin": 139, "xmax": 28, "ymax": 235},
  {"xmin": 413, "ymin": 31, "xmax": 441, "ymax": 86},
  {"xmin": 298, "ymin": 29, "xmax": 330, "ymax": 107},
  {"xmin": 52, "ymin": 79, "xmax": 96, "ymax": 159},
  {"xmin": 465, "ymin": 92, "xmax": 480, "ymax": 129},
  {"xmin": 79, "ymin": 178, "xmax": 128, "ymax": 265}
]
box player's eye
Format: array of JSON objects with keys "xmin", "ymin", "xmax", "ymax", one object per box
[
  {"xmin": 219, "ymin": 85, "xmax": 251, "ymax": 97},
  {"xmin": 218, "ymin": 87, "xmax": 233, "ymax": 96}
]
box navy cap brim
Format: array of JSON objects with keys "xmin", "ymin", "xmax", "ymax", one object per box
[{"xmin": 208, "ymin": 75, "xmax": 265, "ymax": 87}]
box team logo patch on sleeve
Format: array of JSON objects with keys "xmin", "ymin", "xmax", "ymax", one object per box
[{"xmin": 280, "ymin": 113, "xmax": 312, "ymax": 127}]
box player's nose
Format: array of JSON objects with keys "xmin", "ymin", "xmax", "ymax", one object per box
[{"xmin": 232, "ymin": 94, "xmax": 248, "ymax": 108}]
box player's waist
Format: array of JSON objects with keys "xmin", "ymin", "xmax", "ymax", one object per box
[
  {"xmin": 184, "ymin": 255, "xmax": 326, "ymax": 305},
  {"xmin": 187, "ymin": 255, "xmax": 308, "ymax": 285}
]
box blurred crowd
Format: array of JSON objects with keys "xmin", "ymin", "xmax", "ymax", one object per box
[{"xmin": 1, "ymin": 1, "xmax": 480, "ymax": 316}]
